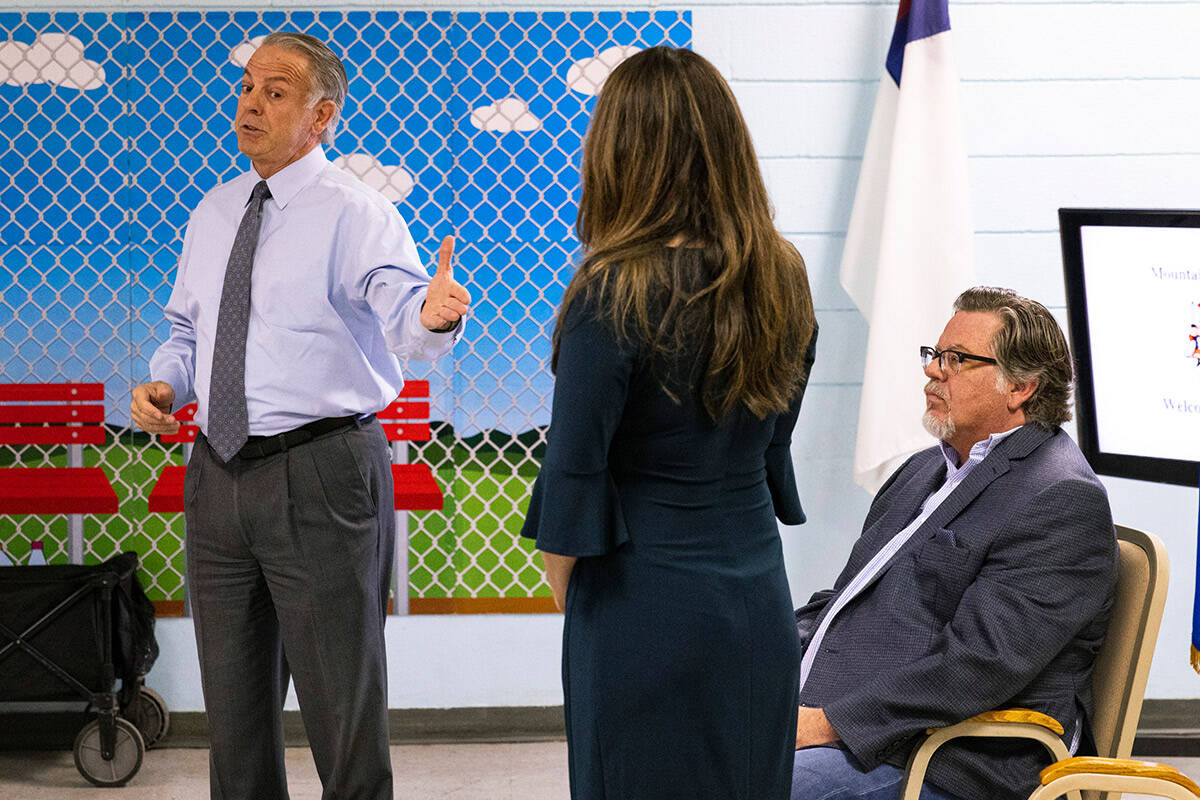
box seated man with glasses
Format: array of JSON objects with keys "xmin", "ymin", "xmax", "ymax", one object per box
[{"xmin": 789, "ymin": 287, "xmax": 1118, "ymax": 800}]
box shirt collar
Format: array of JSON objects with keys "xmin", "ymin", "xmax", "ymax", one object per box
[
  {"xmin": 939, "ymin": 424, "xmax": 1023, "ymax": 477},
  {"xmin": 244, "ymin": 145, "xmax": 329, "ymax": 211}
]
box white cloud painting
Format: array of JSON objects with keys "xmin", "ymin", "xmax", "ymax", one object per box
[
  {"xmin": 566, "ymin": 45, "xmax": 640, "ymax": 96},
  {"xmin": 0, "ymin": 33, "xmax": 106, "ymax": 91},
  {"xmin": 333, "ymin": 153, "xmax": 416, "ymax": 203},
  {"xmin": 230, "ymin": 36, "xmax": 266, "ymax": 68},
  {"xmin": 469, "ymin": 97, "xmax": 542, "ymax": 133}
]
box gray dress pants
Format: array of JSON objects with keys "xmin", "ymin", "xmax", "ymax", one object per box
[{"xmin": 184, "ymin": 419, "xmax": 395, "ymax": 800}]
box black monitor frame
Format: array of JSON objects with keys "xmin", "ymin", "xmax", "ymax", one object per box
[{"xmin": 1059, "ymin": 208, "xmax": 1199, "ymax": 487}]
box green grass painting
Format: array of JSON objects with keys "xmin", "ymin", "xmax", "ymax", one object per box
[{"xmin": 0, "ymin": 425, "xmax": 549, "ymax": 602}]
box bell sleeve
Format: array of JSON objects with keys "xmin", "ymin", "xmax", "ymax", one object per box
[
  {"xmin": 765, "ymin": 320, "xmax": 818, "ymax": 525},
  {"xmin": 520, "ymin": 296, "xmax": 634, "ymax": 557}
]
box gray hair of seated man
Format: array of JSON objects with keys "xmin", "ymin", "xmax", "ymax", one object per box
[{"xmin": 953, "ymin": 286, "xmax": 1074, "ymax": 428}]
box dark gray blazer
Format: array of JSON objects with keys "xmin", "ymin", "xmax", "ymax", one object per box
[{"xmin": 795, "ymin": 424, "xmax": 1118, "ymax": 800}]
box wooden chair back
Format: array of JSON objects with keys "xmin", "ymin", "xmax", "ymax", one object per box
[{"xmin": 1088, "ymin": 526, "xmax": 1170, "ymax": 766}]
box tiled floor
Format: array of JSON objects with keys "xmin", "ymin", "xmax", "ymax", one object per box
[
  {"xmin": 0, "ymin": 742, "xmax": 570, "ymax": 800},
  {"xmin": 0, "ymin": 745, "xmax": 1195, "ymax": 800}
]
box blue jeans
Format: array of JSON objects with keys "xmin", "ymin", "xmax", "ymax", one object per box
[{"xmin": 791, "ymin": 746, "xmax": 963, "ymax": 800}]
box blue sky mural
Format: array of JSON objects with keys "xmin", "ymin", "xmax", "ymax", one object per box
[{"xmin": 0, "ymin": 10, "xmax": 692, "ymax": 435}]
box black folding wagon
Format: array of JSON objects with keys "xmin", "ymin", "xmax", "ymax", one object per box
[{"xmin": 0, "ymin": 551, "xmax": 167, "ymax": 786}]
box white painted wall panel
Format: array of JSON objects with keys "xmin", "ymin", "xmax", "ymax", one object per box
[
  {"xmin": 740, "ymin": 79, "xmax": 1200, "ymax": 159},
  {"xmin": 725, "ymin": 0, "xmax": 1200, "ymax": 703},
  {"xmin": 957, "ymin": 4, "xmax": 1200, "ymax": 81},
  {"xmin": 975, "ymin": 232, "xmax": 1067, "ymax": 306},
  {"xmin": 1105, "ymin": 476, "xmax": 1200, "ymax": 699},
  {"xmin": 785, "ymin": 233, "xmax": 856, "ymax": 309},
  {"xmin": 963, "ymin": 79, "xmax": 1200, "ymax": 157},
  {"xmin": 766, "ymin": 155, "xmax": 1200, "ymax": 234},
  {"xmin": 736, "ymin": 80, "xmax": 877, "ymax": 158},
  {"xmin": 791, "ymin": 384, "xmax": 864, "ymax": 460},
  {"xmin": 720, "ymin": 5, "xmax": 894, "ymax": 80},
  {"xmin": 762, "ymin": 156, "xmax": 860, "ymax": 234},
  {"xmin": 690, "ymin": 3, "xmax": 733, "ymax": 73},
  {"xmin": 146, "ymin": 615, "xmax": 565, "ymax": 711},
  {"xmin": 807, "ymin": 309, "xmax": 868, "ymax": 385},
  {"xmin": 10, "ymin": 0, "xmax": 1196, "ymax": 710},
  {"xmin": 713, "ymin": 4, "xmax": 1200, "ymax": 81},
  {"xmin": 705, "ymin": 2, "xmax": 1200, "ymax": 81},
  {"xmin": 784, "ymin": 391, "xmax": 876, "ymax": 606},
  {"xmin": 971, "ymin": 155, "xmax": 1200, "ymax": 232},
  {"xmin": 790, "ymin": 231, "xmax": 1071, "ymax": 310},
  {"xmin": 783, "ymin": 455, "xmax": 872, "ymax": 603},
  {"xmin": 789, "ymin": 231, "xmax": 1069, "ymax": 311}
]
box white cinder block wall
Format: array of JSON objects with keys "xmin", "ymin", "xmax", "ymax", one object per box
[
  {"xmin": 12, "ymin": 0, "xmax": 1197, "ymax": 709},
  {"xmin": 695, "ymin": 0, "xmax": 1200, "ymax": 703}
]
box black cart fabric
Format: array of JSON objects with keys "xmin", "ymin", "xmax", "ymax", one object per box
[{"xmin": 0, "ymin": 552, "xmax": 158, "ymax": 703}]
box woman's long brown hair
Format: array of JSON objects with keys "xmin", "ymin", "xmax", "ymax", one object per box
[{"xmin": 552, "ymin": 46, "xmax": 816, "ymax": 421}]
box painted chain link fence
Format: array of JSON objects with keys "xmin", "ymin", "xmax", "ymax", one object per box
[{"xmin": 0, "ymin": 9, "xmax": 691, "ymax": 609}]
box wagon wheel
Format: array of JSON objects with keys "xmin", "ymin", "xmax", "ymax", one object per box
[
  {"xmin": 73, "ymin": 717, "xmax": 145, "ymax": 787},
  {"xmin": 125, "ymin": 685, "xmax": 170, "ymax": 748}
]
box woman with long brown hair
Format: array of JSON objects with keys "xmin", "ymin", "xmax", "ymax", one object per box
[{"xmin": 520, "ymin": 46, "xmax": 817, "ymax": 799}]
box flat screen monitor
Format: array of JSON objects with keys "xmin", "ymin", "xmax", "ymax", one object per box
[{"xmin": 1059, "ymin": 208, "xmax": 1200, "ymax": 487}]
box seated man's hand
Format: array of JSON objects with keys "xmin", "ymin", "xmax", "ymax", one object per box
[
  {"xmin": 131, "ymin": 381, "xmax": 179, "ymax": 435},
  {"xmin": 795, "ymin": 706, "xmax": 839, "ymax": 750}
]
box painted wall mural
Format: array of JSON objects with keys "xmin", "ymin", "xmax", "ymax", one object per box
[{"xmin": 0, "ymin": 10, "xmax": 691, "ymax": 610}]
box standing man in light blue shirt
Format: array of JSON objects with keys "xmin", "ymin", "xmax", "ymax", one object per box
[
  {"xmin": 787, "ymin": 287, "xmax": 1117, "ymax": 800},
  {"xmin": 130, "ymin": 32, "xmax": 470, "ymax": 800}
]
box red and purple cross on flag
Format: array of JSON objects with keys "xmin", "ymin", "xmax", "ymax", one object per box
[
  {"xmin": 885, "ymin": 0, "xmax": 953, "ymax": 85},
  {"xmin": 839, "ymin": 0, "xmax": 975, "ymax": 492}
]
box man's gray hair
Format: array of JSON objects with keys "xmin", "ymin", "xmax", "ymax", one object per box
[
  {"xmin": 261, "ymin": 32, "xmax": 348, "ymax": 147},
  {"xmin": 953, "ymin": 286, "xmax": 1074, "ymax": 428}
]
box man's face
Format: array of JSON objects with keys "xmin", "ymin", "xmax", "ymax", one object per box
[
  {"xmin": 922, "ymin": 311, "xmax": 1011, "ymax": 455},
  {"xmin": 235, "ymin": 44, "xmax": 324, "ymax": 177}
]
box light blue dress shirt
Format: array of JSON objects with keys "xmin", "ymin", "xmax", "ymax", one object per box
[
  {"xmin": 798, "ymin": 427, "xmax": 1021, "ymax": 693},
  {"xmin": 150, "ymin": 146, "xmax": 459, "ymax": 437}
]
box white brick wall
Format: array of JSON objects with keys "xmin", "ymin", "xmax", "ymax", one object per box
[
  {"xmin": 696, "ymin": 0, "xmax": 1200, "ymax": 700},
  {"xmin": 8, "ymin": 0, "xmax": 1194, "ymax": 704}
]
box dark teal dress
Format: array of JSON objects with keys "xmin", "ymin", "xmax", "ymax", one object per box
[{"xmin": 522, "ymin": 254, "xmax": 816, "ymax": 800}]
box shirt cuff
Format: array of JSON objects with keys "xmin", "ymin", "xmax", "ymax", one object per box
[
  {"xmin": 149, "ymin": 365, "xmax": 193, "ymax": 413},
  {"xmin": 403, "ymin": 298, "xmax": 463, "ymax": 361}
]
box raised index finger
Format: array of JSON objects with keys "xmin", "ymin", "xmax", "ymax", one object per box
[{"xmin": 436, "ymin": 235, "xmax": 455, "ymax": 281}]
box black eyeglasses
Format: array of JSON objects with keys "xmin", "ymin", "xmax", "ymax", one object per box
[{"xmin": 919, "ymin": 346, "xmax": 998, "ymax": 375}]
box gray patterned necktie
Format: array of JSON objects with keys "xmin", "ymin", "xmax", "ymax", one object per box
[{"xmin": 208, "ymin": 180, "xmax": 271, "ymax": 462}]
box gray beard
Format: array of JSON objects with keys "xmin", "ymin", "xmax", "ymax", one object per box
[{"xmin": 923, "ymin": 409, "xmax": 955, "ymax": 442}]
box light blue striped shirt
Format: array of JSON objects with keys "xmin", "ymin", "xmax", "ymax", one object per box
[
  {"xmin": 150, "ymin": 146, "xmax": 460, "ymax": 437},
  {"xmin": 798, "ymin": 427, "xmax": 1021, "ymax": 692}
]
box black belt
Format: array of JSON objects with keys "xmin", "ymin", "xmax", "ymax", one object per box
[{"xmin": 235, "ymin": 414, "xmax": 370, "ymax": 460}]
